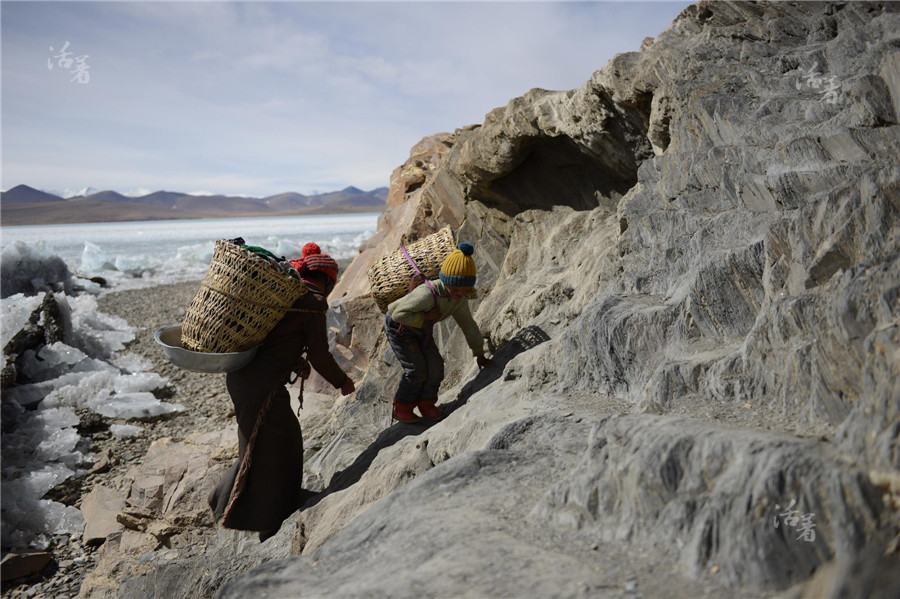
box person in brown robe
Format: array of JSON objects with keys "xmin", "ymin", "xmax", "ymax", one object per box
[{"xmin": 208, "ymin": 243, "xmax": 354, "ymax": 539}]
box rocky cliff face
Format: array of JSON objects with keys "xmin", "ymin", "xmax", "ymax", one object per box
[{"xmin": 80, "ymin": 2, "xmax": 900, "ymax": 597}]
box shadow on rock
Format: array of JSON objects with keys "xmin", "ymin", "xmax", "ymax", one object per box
[
  {"xmin": 302, "ymin": 419, "xmax": 435, "ymax": 510},
  {"xmin": 444, "ymin": 325, "xmax": 550, "ymax": 416},
  {"xmin": 301, "ymin": 326, "xmax": 549, "ymax": 511}
]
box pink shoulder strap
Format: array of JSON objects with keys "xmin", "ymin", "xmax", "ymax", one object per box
[{"xmin": 400, "ymin": 245, "xmax": 439, "ymax": 301}]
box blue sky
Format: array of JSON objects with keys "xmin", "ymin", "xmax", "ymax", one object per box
[{"xmin": 1, "ymin": 1, "xmax": 691, "ymax": 198}]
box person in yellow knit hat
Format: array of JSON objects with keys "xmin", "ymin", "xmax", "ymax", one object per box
[{"xmin": 385, "ymin": 242, "xmax": 495, "ymax": 423}]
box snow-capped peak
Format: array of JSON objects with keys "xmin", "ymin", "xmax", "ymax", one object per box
[{"xmin": 62, "ymin": 187, "xmax": 99, "ymax": 199}]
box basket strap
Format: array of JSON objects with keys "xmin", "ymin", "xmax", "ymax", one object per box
[
  {"xmin": 201, "ymin": 281, "xmax": 314, "ymax": 312},
  {"xmin": 400, "ymin": 245, "xmax": 439, "ymax": 300}
]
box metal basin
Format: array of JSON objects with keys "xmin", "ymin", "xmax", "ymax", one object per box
[{"xmin": 154, "ymin": 324, "xmax": 258, "ymax": 373}]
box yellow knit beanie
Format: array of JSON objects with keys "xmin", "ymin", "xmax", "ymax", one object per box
[{"xmin": 439, "ymin": 243, "xmax": 477, "ymax": 287}]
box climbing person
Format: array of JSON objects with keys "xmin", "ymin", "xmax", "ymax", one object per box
[
  {"xmin": 208, "ymin": 242, "xmax": 355, "ymax": 541},
  {"xmin": 384, "ymin": 242, "xmax": 494, "ymax": 423}
]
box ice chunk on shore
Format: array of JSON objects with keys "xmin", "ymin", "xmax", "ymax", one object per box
[
  {"xmin": 72, "ymin": 276, "xmax": 103, "ymax": 295},
  {"xmin": 0, "ymin": 241, "xmax": 74, "ymax": 298},
  {"xmin": 38, "ymin": 342, "xmax": 89, "ymax": 367},
  {"xmin": 15, "ymin": 369, "xmax": 171, "ymax": 417},
  {"xmin": 0, "ymin": 404, "xmax": 87, "ymax": 549},
  {"xmin": 112, "ymin": 351, "xmax": 153, "ymax": 373},
  {"xmin": 9, "ymin": 463, "xmax": 76, "ymax": 499},
  {"xmin": 0, "ymin": 293, "xmax": 44, "ymax": 348},
  {"xmin": 1, "ymin": 489, "xmax": 85, "ymax": 551},
  {"xmin": 79, "ymin": 241, "xmax": 116, "ymax": 272},
  {"xmin": 68, "ymin": 295, "xmax": 134, "ymax": 358},
  {"xmin": 38, "ymin": 371, "xmax": 116, "ymax": 409},
  {"xmin": 2, "ymin": 292, "xmax": 134, "ymax": 367},
  {"xmin": 36, "ymin": 426, "xmax": 82, "ymax": 464},
  {"xmin": 40, "ymin": 499, "xmax": 85, "ymax": 535},
  {"xmin": 115, "ymin": 253, "xmax": 160, "ymax": 276},
  {"xmin": 80, "ymin": 241, "xmax": 165, "ymax": 277},
  {"xmin": 1, "ymin": 293, "xmax": 48, "ymax": 378},
  {"xmin": 5, "ymin": 371, "xmax": 107, "ymax": 408},
  {"xmin": 2, "ymin": 407, "xmax": 81, "ymax": 465},
  {"xmin": 88, "ymin": 392, "xmax": 184, "ymax": 420},
  {"xmin": 170, "ymin": 242, "xmax": 214, "ymax": 268},
  {"xmin": 113, "ymin": 372, "xmax": 168, "ymax": 394},
  {"xmin": 19, "ymin": 342, "xmax": 91, "ymax": 382}
]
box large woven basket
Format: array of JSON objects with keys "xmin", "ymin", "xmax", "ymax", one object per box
[
  {"xmin": 182, "ymin": 239, "xmax": 307, "ymax": 353},
  {"xmin": 368, "ymin": 226, "xmax": 457, "ymax": 312}
]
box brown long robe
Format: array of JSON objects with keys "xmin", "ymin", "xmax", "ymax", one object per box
[{"xmin": 208, "ymin": 285, "xmax": 348, "ymax": 532}]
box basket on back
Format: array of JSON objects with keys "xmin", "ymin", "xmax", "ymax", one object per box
[
  {"xmin": 367, "ymin": 226, "xmax": 456, "ymax": 313},
  {"xmin": 182, "ymin": 239, "xmax": 307, "ymax": 353}
]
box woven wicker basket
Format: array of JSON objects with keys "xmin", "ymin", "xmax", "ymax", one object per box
[
  {"xmin": 182, "ymin": 239, "xmax": 307, "ymax": 353},
  {"xmin": 368, "ymin": 226, "xmax": 458, "ymax": 312}
]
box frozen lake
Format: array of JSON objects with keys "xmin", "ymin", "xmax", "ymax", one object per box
[{"xmin": 1, "ymin": 212, "xmax": 379, "ymax": 290}]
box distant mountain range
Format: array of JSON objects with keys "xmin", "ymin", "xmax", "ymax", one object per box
[{"xmin": 0, "ymin": 184, "xmax": 387, "ymax": 226}]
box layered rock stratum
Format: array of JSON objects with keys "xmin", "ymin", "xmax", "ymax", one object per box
[{"xmin": 72, "ymin": 2, "xmax": 899, "ymax": 598}]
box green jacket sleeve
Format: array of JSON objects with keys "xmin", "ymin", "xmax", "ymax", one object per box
[{"xmin": 451, "ymin": 300, "xmax": 485, "ymax": 356}]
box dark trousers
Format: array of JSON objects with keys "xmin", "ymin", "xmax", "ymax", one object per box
[{"xmin": 385, "ymin": 313, "xmax": 444, "ymax": 403}]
